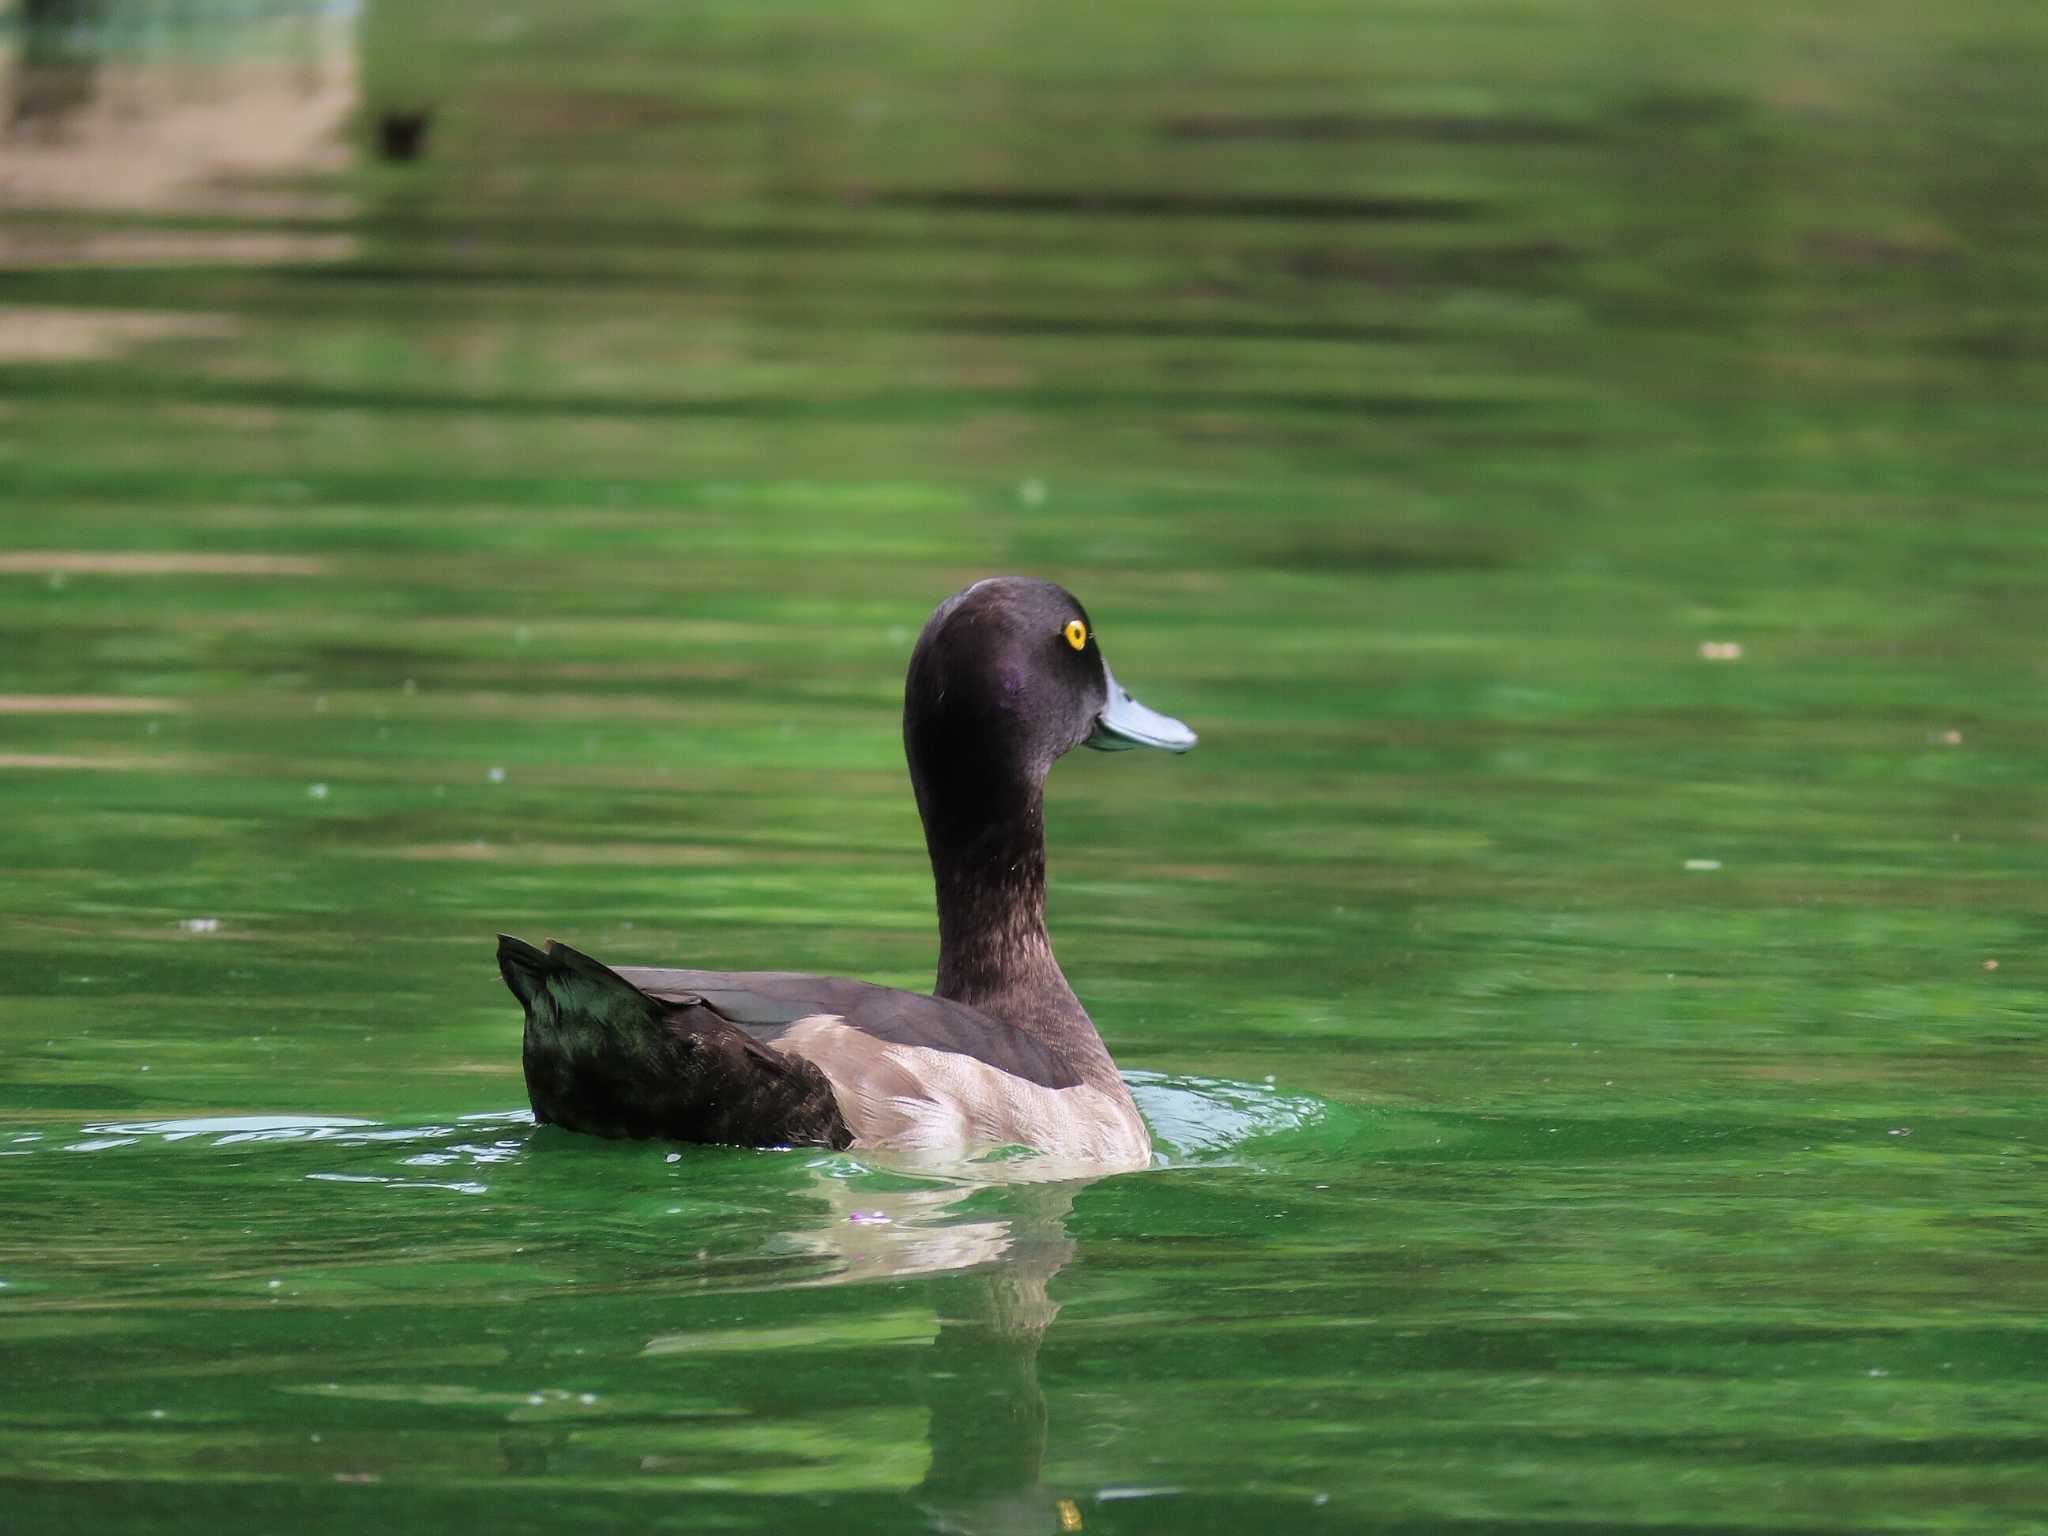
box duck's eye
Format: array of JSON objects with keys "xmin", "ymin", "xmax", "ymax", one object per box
[{"xmin": 1062, "ymin": 619, "xmax": 1088, "ymax": 651}]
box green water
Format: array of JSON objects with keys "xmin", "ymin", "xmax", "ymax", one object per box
[{"xmin": 3, "ymin": 1, "xmax": 2046, "ymax": 1530}]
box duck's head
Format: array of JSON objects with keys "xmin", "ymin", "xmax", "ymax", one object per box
[{"xmin": 903, "ymin": 578, "xmax": 1195, "ymax": 794}]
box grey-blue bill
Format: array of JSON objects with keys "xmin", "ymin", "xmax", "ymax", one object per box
[{"xmin": 1086, "ymin": 665, "xmax": 1197, "ymax": 752}]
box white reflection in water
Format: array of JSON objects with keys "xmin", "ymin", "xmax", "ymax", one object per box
[
  {"xmin": 84, "ymin": 1114, "xmax": 377, "ymax": 1143},
  {"xmin": 47, "ymin": 1080, "xmax": 1334, "ymax": 1270},
  {"xmin": 305, "ymin": 1173, "xmax": 489, "ymax": 1196}
]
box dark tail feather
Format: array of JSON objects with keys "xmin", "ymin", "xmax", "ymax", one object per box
[
  {"xmin": 497, "ymin": 932, "xmax": 851, "ymax": 1148},
  {"xmin": 496, "ymin": 933, "xmax": 661, "ymax": 1035},
  {"xmin": 496, "ymin": 933, "xmax": 552, "ymax": 1008}
]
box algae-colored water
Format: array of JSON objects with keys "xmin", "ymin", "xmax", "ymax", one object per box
[{"xmin": 2, "ymin": 1, "xmax": 2045, "ymax": 1531}]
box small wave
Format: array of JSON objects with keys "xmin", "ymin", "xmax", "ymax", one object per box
[
  {"xmin": 1127, "ymin": 1070, "xmax": 1347, "ymax": 1165},
  {"xmin": 36, "ymin": 1079, "xmax": 1349, "ymax": 1170}
]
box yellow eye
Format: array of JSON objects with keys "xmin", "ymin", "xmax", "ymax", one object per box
[{"xmin": 1062, "ymin": 619, "xmax": 1088, "ymax": 651}]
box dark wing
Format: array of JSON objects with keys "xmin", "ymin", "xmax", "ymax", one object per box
[
  {"xmin": 612, "ymin": 964, "xmax": 1086, "ymax": 1092},
  {"xmin": 499, "ymin": 936, "xmax": 850, "ymax": 1147}
]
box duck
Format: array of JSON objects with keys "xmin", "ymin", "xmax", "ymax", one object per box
[{"xmin": 497, "ymin": 577, "xmax": 1196, "ymax": 1163}]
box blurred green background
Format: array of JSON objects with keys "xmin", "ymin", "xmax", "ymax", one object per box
[{"xmin": 1, "ymin": 1, "xmax": 2044, "ymax": 1531}]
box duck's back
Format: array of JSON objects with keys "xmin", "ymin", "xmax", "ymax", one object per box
[{"xmin": 501, "ymin": 937, "xmax": 1150, "ymax": 1163}]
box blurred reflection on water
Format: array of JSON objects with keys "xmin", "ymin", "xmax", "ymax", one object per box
[{"xmin": 2, "ymin": 0, "xmax": 355, "ymax": 223}]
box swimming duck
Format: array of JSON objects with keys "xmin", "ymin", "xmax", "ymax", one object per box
[{"xmin": 497, "ymin": 577, "xmax": 1195, "ymax": 1162}]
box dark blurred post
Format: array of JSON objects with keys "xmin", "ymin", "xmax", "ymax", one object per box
[{"xmin": 13, "ymin": 0, "xmax": 106, "ymax": 128}]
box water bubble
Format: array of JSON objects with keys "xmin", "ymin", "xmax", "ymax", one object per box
[{"xmin": 307, "ymin": 782, "xmax": 329, "ymax": 800}]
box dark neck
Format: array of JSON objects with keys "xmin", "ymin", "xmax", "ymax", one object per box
[{"xmin": 917, "ymin": 767, "xmax": 1087, "ymax": 1035}]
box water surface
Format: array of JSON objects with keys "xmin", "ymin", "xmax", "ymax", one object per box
[{"xmin": 2, "ymin": 1, "xmax": 2045, "ymax": 1531}]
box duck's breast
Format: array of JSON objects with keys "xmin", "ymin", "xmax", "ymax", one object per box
[{"xmin": 769, "ymin": 1015, "xmax": 1152, "ymax": 1165}]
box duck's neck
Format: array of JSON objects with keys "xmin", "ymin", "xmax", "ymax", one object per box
[{"xmin": 917, "ymin": 767, "xmax": 1087, "ymax": 1036}]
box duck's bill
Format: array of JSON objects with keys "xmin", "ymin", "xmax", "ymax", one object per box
[{"xmin": 1087, "ymin": 665, "xmax": 1197, "ymax": 753}]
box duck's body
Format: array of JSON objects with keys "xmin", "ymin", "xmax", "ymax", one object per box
[{"xmin": 498, "ymin": 577, "xmax": 1194, "ymax": 1162}]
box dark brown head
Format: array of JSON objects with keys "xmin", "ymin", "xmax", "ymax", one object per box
[
  {"xmin": 902, "ymin": 578, "xmax": 1195, "ymax": 1017},
  {"xmin": 903, "ymin": 578, "xmax": 1194, "ymax": 812}
]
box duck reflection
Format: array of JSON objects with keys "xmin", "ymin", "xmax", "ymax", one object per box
[
  {"xmin": 790, "ymin": 1158, "xmax": 1101, "ymax": 1535},
  {"xmin": 677, "ymin": 1153, "xmax": 1127, "ymax": 1535}
]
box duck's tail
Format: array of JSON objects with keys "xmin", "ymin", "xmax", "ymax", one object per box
[
  {"xmin": 497, "ymin": 933, "xmax": 655, "ymax": 1037},
  {"xmin": 496, "ymin": 933, "xmax": 852, "ymax": 1149}
]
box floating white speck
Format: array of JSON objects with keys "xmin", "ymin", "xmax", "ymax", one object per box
[
  {"xmin": 1683, "ymin": 858, "xmax": 1721, "ymax": 871},
  {"xmin": 307, "ymin": 782, "xmax": 329, "ymax": 800},
  {"xmin": 1019, "ymin": 477, "xmax": 1048, "ymax": 507},
  {"xmin": 178, "ymin": 917, "xmax": 220, "ymax": 933},
  {"xmin": 1934, "ymin": 728, "xmax": 1962, "ymax": 746},
  {"xmin": 487, "ymin": 766, "xmax": 507, "ymax": 783},
  {"xmin": 1698, "ymin": 641, "xmax": 1743, "ymax": 661},
  {"xmin": 514, "ymin": 626, "xmax": 532, "ymax": 645},
  {"xmin": 664, "ymin": 1152, "xmax": 680, "ymax": 1164},
  {"xmin": 847, "ymin": 1211, "xmax": 891, "ymax": 1225},
  {"xmin": 1983, "ymin": 959, "xmax": 1999, "ymax": 972}
]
